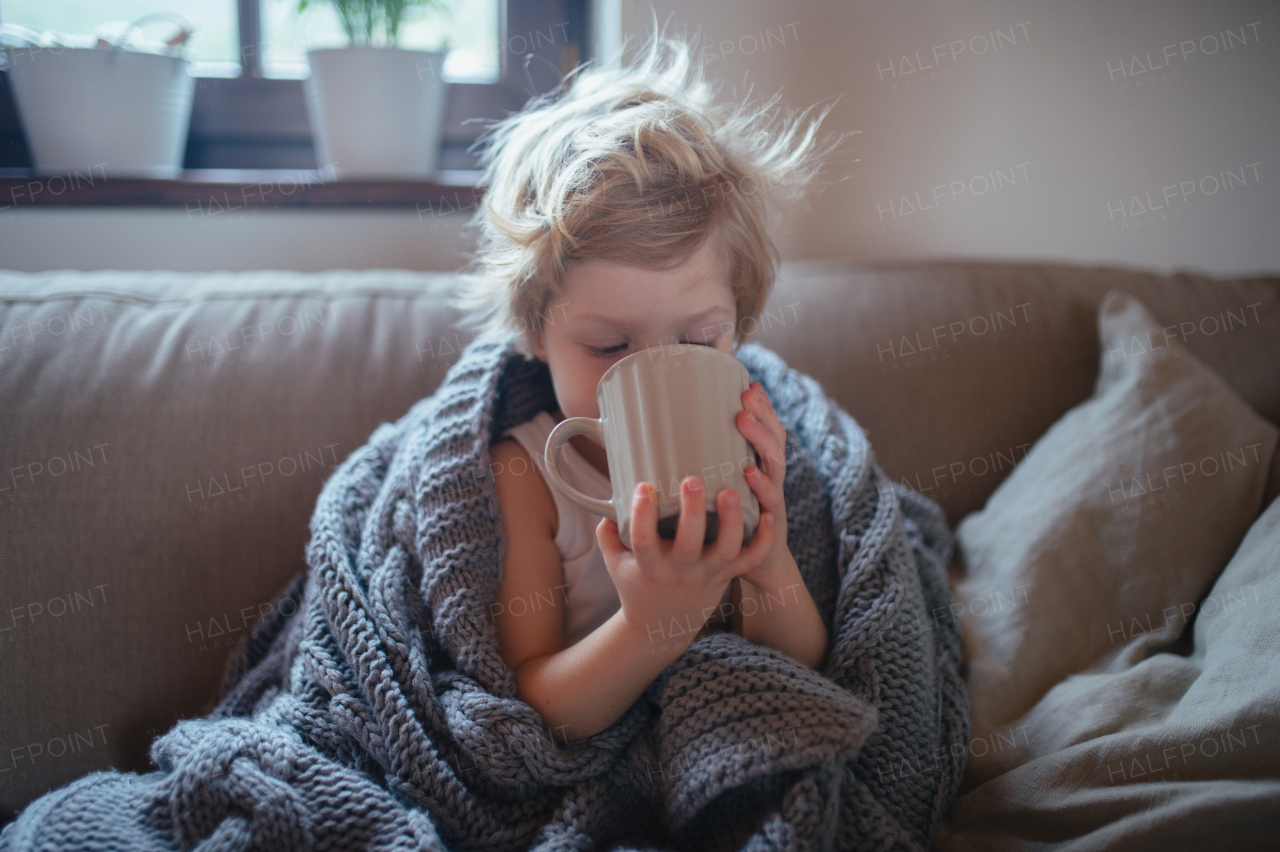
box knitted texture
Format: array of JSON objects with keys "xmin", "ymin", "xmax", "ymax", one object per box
[{"xmin": 0, "ymin": 333, "xmax": 967, "ymax": 851}]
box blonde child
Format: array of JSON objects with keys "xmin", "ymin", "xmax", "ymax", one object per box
[{"xmin": 450, "ymin": 35, "xmax": 837, "ymax": 743}]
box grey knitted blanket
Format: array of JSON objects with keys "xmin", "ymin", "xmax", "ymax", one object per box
[{"xmin": 0, "ymin": 333, "xmax": 967, "ymax": 852}]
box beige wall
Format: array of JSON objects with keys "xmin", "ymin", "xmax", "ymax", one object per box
[
  {"xmin": 626, "ymin": 0, "xmax": 1278, "ymax": 275},
  {"xmin": 1, "ymin": 0, "xmax": 1275, "ymax": 274}
]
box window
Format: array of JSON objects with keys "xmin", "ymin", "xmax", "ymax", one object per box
[
  {"xmin": 1, "ymin": 1, "xmax": 241, "ymax": 76},
  {"xmin": 0, "ymin": 0, "xmax": 588, "ymax": 170},
  {"xmin": 259, "ymin": 0, "xmax": 500, "ymax": 82}
]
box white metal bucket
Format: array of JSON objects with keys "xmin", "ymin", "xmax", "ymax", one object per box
[
  {"xmin": 3, "ymin": 45, "xmax": 195, "ymax": 178},
  {"xmin": 304, "ymin": 47, "xmax": 448, "ymax": 179}
]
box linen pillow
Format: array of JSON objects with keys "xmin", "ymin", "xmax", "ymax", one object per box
[
  {"xmin": 940, "ymin": 493, "xmax": 1280, "ymax": 851},
  {"xmin": 952, "ymin": 289, "xmax": 1278, "ymax": 749}
]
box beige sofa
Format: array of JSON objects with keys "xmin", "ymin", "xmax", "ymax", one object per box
[{"xmin": 2, "ymin": 260, "xmax": 1278, "ymax": 843}]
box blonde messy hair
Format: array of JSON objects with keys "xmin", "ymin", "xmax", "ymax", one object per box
[{"xmin": 449, "ymin": 30, "xmax": 839, "ymax": 359}]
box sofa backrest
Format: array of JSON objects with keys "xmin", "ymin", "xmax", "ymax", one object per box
[
  {"xmin": 749, "ymin": 260, "xmax": 1280, "ymax": 523},
  {"xmin": 1, "ymin": 261, "xmax": 1277, "ymax": 820}
]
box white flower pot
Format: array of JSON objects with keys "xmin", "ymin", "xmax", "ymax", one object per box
[
  {"xmin": 3, "ymin": 45, "xmax": 194, "ymax": 178},
  {"xmin": 304, "ymin": 47, "xmax": 448, "ymax": 179}
]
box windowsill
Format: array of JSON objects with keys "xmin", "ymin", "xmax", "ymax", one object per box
[{"xmin": 0, "ymin": 168, "xmax": 483, "ymax": 211}]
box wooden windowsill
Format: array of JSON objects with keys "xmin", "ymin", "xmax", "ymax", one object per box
[{"xmin": 0, "ymin": 168, "xmax": 484, "ymax": 212}]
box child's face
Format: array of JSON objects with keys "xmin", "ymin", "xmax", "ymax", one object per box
[{"xmin": 533, "ymin": 229, "xmax": 738, "ymax": 422}]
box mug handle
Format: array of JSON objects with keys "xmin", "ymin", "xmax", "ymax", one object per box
[{"xmin": 544, "ymin": 417, "xmax": 616, "ymax": 517}]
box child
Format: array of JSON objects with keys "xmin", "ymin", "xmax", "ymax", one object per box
[{"xmin": 450, "ymin": 35, "xmax": 838, "ymax": 743}]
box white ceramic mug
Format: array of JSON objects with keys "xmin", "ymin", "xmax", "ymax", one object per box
[{"xmin": 544, "ymin": 342, "xmax": 761, "ymax": 551}]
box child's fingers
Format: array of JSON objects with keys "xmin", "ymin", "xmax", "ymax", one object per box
[
  {"xmin": 733, "ymin": 510, "xmax": 776, "ymax": 574},
  {"xmin": 737, "ymin": 408, "xmax": 786, "ymax": 487},
  {"xmin": 743, "ymin": 384, "xmax": 787, "ymax": 454},
  {"xmin": 744, "ymin": 462, "xmax": 783, "ymax": 514},
  {"xmin": 712, "ymin": 487, "xmax": 744, "ymax": 563},
  {"xmin": 754, "ymin": 381, "xmax": 778, "ymax": 421},
  {"xmin": 671, "ymin": 476, "xmax": 706, "ymax": 564},
  {"xmin": 629, "ymin": 482, "xmax": 661, "ymax": 567},
  {"xmin": 596, "ymin": 515, "xmax": 623, "ymax": 561}
]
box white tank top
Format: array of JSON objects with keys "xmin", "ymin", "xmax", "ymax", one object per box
[{"xmin": 503, "ymin": 410, "xmax": 621, "ymax": 647}]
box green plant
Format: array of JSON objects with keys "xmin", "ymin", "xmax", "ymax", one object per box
[{"xmin": 296, "ymin": 0, "xmax": 452, "ymax": 47}]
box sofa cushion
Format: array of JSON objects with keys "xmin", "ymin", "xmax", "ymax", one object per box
[
  {"xmin": 0, "ymin": 271, "xmax": 471, "ymax": 818},
  {"xmin": 947, "ymin": 290, "xmax": 1278, "ymax": 754},
  {"xmin": 940, "ymin": 466, "xmax": 1280, "ymax": 851}
]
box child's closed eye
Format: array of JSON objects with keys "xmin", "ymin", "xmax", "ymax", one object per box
[{"xmin": 587, "ymin": 339, "xmax": 715, "ymax": 358}]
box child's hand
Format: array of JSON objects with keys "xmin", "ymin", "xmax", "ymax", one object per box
[
  {"xmin": 735, "ymin": 381, "xmax": 792, "ymax": 589},
  {"xmin": 597, "ymin": 476, "xmax": 776, "ymax": 654}
]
